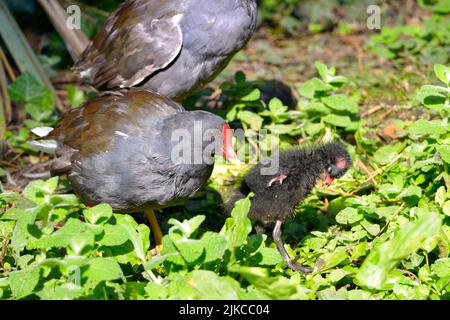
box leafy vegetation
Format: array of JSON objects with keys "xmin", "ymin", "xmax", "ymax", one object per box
[
  {"xmin": 1, "ymin": 60, "xmax": 450, "ymax": 299},
  {"xmin": 367, "ymin": 0, "xmax": 450, "ymax": 65},
  {"xmin": 1, "ymin": 0, "xmax": 450, "ymax": 300}
]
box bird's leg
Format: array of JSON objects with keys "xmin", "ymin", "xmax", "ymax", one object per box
[
  {"xmin": 273, "ymin": 220, "xmax": 313, "ymax": 273},
  {"xmin": 267, "ymin": 174, "xmax": 288, "ymax": 188},
  {"xmin": 144, "ymin": 209, "xmax": 163, "ymax": 254}
]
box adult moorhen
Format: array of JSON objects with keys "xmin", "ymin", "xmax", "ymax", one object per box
[
  {"xmin": 32, "ymin": 89, "xmax": 240, "ymax": 248},
  {"xmin": 74, "ymin": 0, "xmax": 258, "ymax": 100},
  {"xmin": 230, "ymin": 142, "xmax": 351, "ymax": 272}
]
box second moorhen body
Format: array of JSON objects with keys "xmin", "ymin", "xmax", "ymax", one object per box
[
  {"xmin": 74, "ymin": 0, "xmax": 258, "ymax": 100},
  {"xmin": 231, "ymin": 142, "xmax": 351, "ymax": 272},
  {"xmin": 33, "ymin": 89, "xmax": 239, "ymax": 247}
]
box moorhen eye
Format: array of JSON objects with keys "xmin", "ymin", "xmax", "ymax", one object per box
[
  {"xmin": 228, "ymin": 142, "xmax": 351, "ymax": 273},
  {"xmin": 31, "ymin": 89, "xmax": 240, "ymax": 252},
  {"xmin": 74, "ymin": 0, "xmax": 258, "ymax": 100}
]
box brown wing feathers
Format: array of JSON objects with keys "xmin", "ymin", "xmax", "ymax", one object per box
[{"xmin": 73, "ymin": 0, "xmax": 184, "ymax": 90}]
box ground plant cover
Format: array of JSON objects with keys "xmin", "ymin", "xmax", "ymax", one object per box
[{"xmin": 0, "ymin": 0, "xmax": 449, "ymax": 300}]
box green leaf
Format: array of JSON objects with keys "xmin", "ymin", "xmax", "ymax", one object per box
[
  {"xmin": 408, "ymin": 120, "xmax": 447, "ymax": 137},
  {"xmin": 10, "ymin": 208, "xmax": 38, "ymax": 255},
  {"xmin": 317, "ymin": 247, "xmax": 349, "ymax": 271},
  {"xmin": 168, "ymin": 270, "xmax": 240, "ymax": 299},
  {"xmin": 228, "ymin": 265, "xmax": 309, "ymax": 300},
  {"xmin": 322, "ymin": 114, "xmax": 352, "ymax": 127},
  {"xmin": 361, "ymin": 219, "xmax": 381, "ymax": 236},
  {"xmin": 200, "ymin": 231, "xmax": 227, "ymax": 263},
  {"xmin": 305, "ymin": 122, "xmax": 325, "ymax": 136},
  {"xmin": 23, "ymin": 177, "xmax": 59, "ymax": 204},
  {"xmin": 235, "ymin": 71, "xmax": 246, "ymax": 84},
  {"xmin": 8, "ymin": 72, "xmax": 50, "ymax": 104},
  {"xmin": 351, "ymin": 242, "xmax": 368, "ymax": 261},
  {"xmin": 442, "ymin": 201, "xmax": 450, "ymax": 216},
  {"xmin": 252, "ymin": 247, "xmax": 283, "ymax": 266},
  {"xmin": 322, "ymin": 94, "xmax": 358, "ymax": 113},
  {"xmin": 220, "ymin": 195, "xmax": 253, "ymax": 253},
  {"xmin": 299, "ymin": 78, "xmax": 333, "ymax": 99},
  {"xmin": 172, "ymin": 239, "xmax": 204, "ymax": 264},
  {"xmin": 355, "ymin": 211, "xmax": 442, "ymax": 289},
  {"xmin": 398, "ymin": 186, "xmax": 422, "ymax": 199},
  {"xmin": 313, "ymin": 61, "xmax": 348, "ymax": 85},
  {"xmin": 9, "ymin": 266, "xmax": 41, "ymax": 298},
  {"xmin": 268, "ymin": 98, "xmax": 288, "ymax": 115},
  {"xmin": 328, "ymin": 269, "xmax": 349, "ymax": 283},
  {"xmin": 241, "ymin": 88, "xmax": 261, "ymax": 102},
  {"xmin": 315, "ymin": 61, "xmax": 331, "ymax": 82},
  {"xmin": 436, "ymin": 145, "xmax": 450, "ymax": 164},
  {"xmin": 373, "ymin": 143, "xmax": 405, "ymax": 165},
  {"xmin": 238, "ymin": 110, "xmax": 263, "ymax": 130},
  {"xmin": 435, "ymin": 186, "xmax": 447, "ymax": 206},
  {"xmin": 434, "ymin": 64, "xmax": 450, "ymax": 85},
  {"xmin": 168, "ymin": 215, "xmax": 205, "ymax": 239},
  {"xmin": 68, "ymin": 232, "xmax": 95, "ymax": 256},
  {"xmin": 434, "ymin": 0, "xmax": 450, "ymax": 13},
  {"xmin": 0, "ymin": 220, "xmax": 15, "ymax": 239},
  {"xmin": 431, "ymin": 258, "xmax": 450, "ymax": 278},
  {"xmin": 30, "ymin": 218, "xmax": 97, "ymax": 250},
  {"xmin": 335, "ymin": 208, "xmax": 363, "ymax": 225},
  {"xmin": 100, "ymin": 221, "xmax": 130, "ymax": 246},
  {"xmin": 145, "ymin": 282, "xmax": 168, "ymax": 300},
  {"xmin": 83, "ymin": 203, "xmax": 113, "ymax": 225},
  {"xmin": 83, "ymin": 257, "xmax": 123, "ymax": 283},
  {"xmin": 144, "ymin": 252, "xmax": 178, "ymax": 270},
  {"xmin": 303, "ymin": 101, "xmax": 330, "ymax": 113},
  {"xmin": 115, "ymin": 215, "xmax": 150, "ymax": 262},
  {"xmin": 37, "ymin": 282, "xmax": 84, "ymax": 300}
]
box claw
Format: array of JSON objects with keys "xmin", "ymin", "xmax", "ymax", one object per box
[
  {"xmin": 273, "ymin": 220, "xmax": 312, "ymax": 274},
  {"xmin": 267, "ymin": 174, "xmax": 288, "ymax": 188},
  {"xmin": 287, "ymin": 260, "xmax": 313, "ymax": 273}
]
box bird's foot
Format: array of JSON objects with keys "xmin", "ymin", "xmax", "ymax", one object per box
[
  {"xmin": 266, "ymin": 174, "xmax": 288, "ymax": 187},
  {"xmin": 286, "ymin": 255, "xmax": 313, "ymax": 274},
  {"xmin": 151, "ymin": 244, "xmax": 163, "ymax": 256}
]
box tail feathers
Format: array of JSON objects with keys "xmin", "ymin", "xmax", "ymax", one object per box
[
  {"xmin": 28, "ymin": 140, "xmax": 57, "ymax": 155},
  {"xmin": 28, "ymin": 127, "xmax": 57, "ymax": 154},
  {"xmin": 31, "ymin": 127, "xmax": 54, "ymax": 138}
]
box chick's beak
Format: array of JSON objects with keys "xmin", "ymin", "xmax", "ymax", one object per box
[
  {"xmin": 221, "ymin": 124, "xmax": 241, "ymax": 165},
  {"xmin": 323, "ymin": 175, "xmax": 334, "ymax": 185}
]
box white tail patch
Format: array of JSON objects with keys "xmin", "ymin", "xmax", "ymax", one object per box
[
  {"xmin": 28, "ymin": 140, "xmax": 57, "ymax": 155},
  {"xmin": 31, "ymin": 127, "xmax": 54, "ymax": 138},
  {"xmin": 114, "ymin": 131, "xmax": 129, "ymax": 137}
]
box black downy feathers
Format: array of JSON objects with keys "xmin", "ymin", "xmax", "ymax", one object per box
[{"xmin": 229, "ymin": 142, "xmax": 352, "ymax": 272}]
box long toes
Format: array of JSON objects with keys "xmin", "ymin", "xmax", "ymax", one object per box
[{"xmin": 287, "ymin": 261, "xmax": 313, "ymax": 274}]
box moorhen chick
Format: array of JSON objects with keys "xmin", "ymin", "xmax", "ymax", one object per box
[
  {"xmin": 231, "ymin": 142, "xmax": 351, "ymax": 272},
  {"xmin": 74, "ymin": 0, "xmax": 258, "ymax": 100},
  {"xmin": 32, "ymin": 89, "xmax": 240, "ymax": 248}
]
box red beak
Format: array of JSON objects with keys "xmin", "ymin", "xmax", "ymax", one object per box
[
  {"xmin": 221, "ymin": 124, "xmax": 240, "ymax": 163},
  {"xmin": 323, "ymin": 175, "xmax": 334, "ymax": 185}
]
